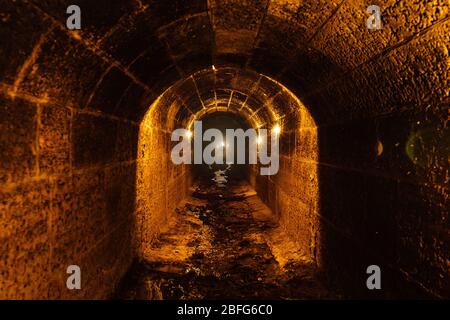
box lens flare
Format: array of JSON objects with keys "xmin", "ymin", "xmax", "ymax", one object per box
[{"xmin": 272, "ymin": 124, "xmax": 281, "ymax": 135}]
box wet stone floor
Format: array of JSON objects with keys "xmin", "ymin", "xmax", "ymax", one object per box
[{"xmin": 116, "ymin": 171, "xmax": 335, "ymax": 300}]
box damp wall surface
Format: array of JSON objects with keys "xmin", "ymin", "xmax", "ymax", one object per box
[{"xmin": 0, "ymin": 0, "xmax": 448, "ymax": 299}]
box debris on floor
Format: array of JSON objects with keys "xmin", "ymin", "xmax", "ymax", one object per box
[{"xmin": 116, "ymin": 174, "xmax": 335, "ymax": 300}]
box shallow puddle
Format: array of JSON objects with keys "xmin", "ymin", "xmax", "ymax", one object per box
[{"xmin": 116, "ymin": 176, "xmax": 336, "ymax": 300}]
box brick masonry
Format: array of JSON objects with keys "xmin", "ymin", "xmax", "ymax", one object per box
[{"xmin": 0, "ymin": 0, "xmax": 448, "ymax": 299}]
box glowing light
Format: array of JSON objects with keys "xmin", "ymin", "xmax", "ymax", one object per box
[
  {"xmin": 376, "ymin": 140, "xmax": 383, "ymax": 156},
  {"xmin": 186, "ymin": 130, "xmax": 193, "ymax": 139},
  {"xmin": 257, "ymin": 135, "xmax": 263, "ymax": 145},
  {"xmin": 71, "ymin": 31, "xmax": 82, "ymax": 41},
  {"xmin": 212, "ymin": 65, "xmax": 216, "ymax": 71},
  {"xmin": 272, "ymin": 124, "xmax": 281, "ymax": 135},
  {"xmin": 217, "ymin": 141, "xmax": 229, "ymax": 148}
]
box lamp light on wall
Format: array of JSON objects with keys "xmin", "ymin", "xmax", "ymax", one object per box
[
  {"xmin": 256, "ymin": 135, "xmax": 263, "ymax": 145},
  {"xmin": 272, "ymin": 124, "xmax": 281, "ymax": 135}
]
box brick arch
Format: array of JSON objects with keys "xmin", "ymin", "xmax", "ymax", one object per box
[{"xmin": 0, "ymin": 0, "xmax": 448, "ymax": 299}]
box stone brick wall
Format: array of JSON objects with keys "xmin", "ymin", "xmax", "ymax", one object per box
[
  {"xmin": 136, "ymin": 99, "xmax": 192, "ymax": 260},
  {"xmin": 0, "ymin": 0, "xmax": 448, "ymax": 299},
  {"xmin": 0, "ymin": 1, "xmax": 145, "ymax": 299},
  {"xmin": 245, "ymin": 0, "xmax": 448, "ymax": 298},
  {"xmin": 0, "ymin": 90, "xmax": 138, "ymax": 299},
  {"xmin": 249, "ymin": 90, "xmax": 319, "ymax": 260}
]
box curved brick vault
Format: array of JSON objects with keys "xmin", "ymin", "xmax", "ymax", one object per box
[
  {"xmin": 0, "ymin": 0, "xmax": 448, "ymax": 299},
  {"xmin": 136, "ymin": 67, "xmax": 318, "ymax": 269}
]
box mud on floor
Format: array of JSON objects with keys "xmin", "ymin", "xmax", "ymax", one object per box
[{"xmin": 116, "ymin": 178, "xmax": 335, "ymax": 300}]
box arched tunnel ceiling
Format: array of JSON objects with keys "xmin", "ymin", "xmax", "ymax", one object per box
[
  {"xmin": 2, "ymin": 0, "xmax": 448, "ymax": 124},
  {"xmin": 0, "ymin": 0, "xmax": 449, "ymax": 300},
  {"xmin": 146, "ymin": 67, "xmax": 312, "ymax": 132}
]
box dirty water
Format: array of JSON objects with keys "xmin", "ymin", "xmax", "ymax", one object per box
[{"xmin": 116, "ymin": 172, "xmax": 335, "ymax": 300}]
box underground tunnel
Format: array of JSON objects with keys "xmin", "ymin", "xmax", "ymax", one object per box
[{"xmin": 0, "ymin": 0, "xmax": 449, "ymax": 300}]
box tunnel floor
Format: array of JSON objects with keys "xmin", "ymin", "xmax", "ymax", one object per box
[{"xmin": 116, "ymin": 171, "xmax": 336, "ymax": 300}]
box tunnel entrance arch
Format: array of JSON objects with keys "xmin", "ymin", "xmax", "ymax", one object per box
[
  {"xmin": 189, "ymin": 111, "xmax": 253, "ymax": 181},
  {"xmin": 136, "ymin": 67, "xmax": 319, "ymax": 265}
]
